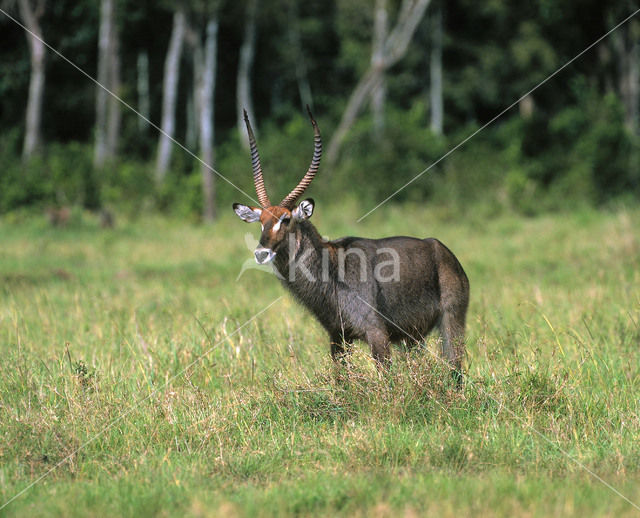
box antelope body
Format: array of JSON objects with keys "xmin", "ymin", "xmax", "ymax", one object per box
[{"xmin": 234, "ymin": 109, "xmax": 469, "ymax": 381}]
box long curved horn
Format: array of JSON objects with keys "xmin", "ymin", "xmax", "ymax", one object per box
[
  {"xmin": 280, "ymin": 106, "xmax": 321, "ymax": 209},
  {"xmin": 244, "ymin": 109, "xmax": 271, "ymax": 208}
]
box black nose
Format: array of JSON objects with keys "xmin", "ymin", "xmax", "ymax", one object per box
[{"xmin": 255, "ymin": 250, "xmax": 270, "ymax": 263}]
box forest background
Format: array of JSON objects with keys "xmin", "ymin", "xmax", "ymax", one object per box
[{"xmin": 1, "ymin": 0, "xmax": 638, "ymax": 220}]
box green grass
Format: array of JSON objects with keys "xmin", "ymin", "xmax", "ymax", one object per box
[{"xmin": 1, "ymin": 203, "xmax": 639, "ymax": 517}]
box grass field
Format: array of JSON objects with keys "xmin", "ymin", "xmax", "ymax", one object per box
[{"xmin": 1, "ymin": 203, "xmax": 639, "ymax": 517}]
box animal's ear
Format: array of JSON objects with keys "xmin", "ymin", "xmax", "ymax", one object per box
[
  {"xmin": 292, "ymin": 198, "xmax": 314, "ymax": 220},
  {"xmin": 233, "ymin": 203, "xmax": 262, "ymax": 223}
]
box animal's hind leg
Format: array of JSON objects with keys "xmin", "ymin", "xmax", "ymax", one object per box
[{"xmin": 439, "ymin": 308, "xmax": 466, "ymax": 386}]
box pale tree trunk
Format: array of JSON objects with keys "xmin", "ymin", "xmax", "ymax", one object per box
[
  {"xmin": 95, "ymin": 0, "xmax": 121, "ymax": 168},
  {"xmin": 156, "ymin": 8, "xmax": 186, "ymax": 182},
  {"xmin": 371, "ymin": 0, "xmax": 388, "ymax": 137},
  {"xmin": 95, "ymin": 0, "xmax": 112, "ymax": 167},
  {"xmin": 518, "ymin": 95, "xmax": 535, "ymax": 119},
  {"xmin": 186, "ymin": 14, "xmax": 219, "ymax": 222},
  {"xmin": 326, "ymin": 0, "xmax": 431, "ymax": 169},
  {"xmin": 429, "ymin": 0, "xmax": 443, "ymax": 134},
  {"xmin": 237, "ymin": 0, "xmax": 258, "ymax": 148},
  {"xmin": 18, "ymin": 0, "xmax": 46, "ymax": 160},
  {"xmin": 106, "ymin": 20, "xmax": 121, "ymax": 158},
  {"xmin": 137, "ymin": 51, "xmax": 150, "ymax": 133},
  {"xmin": 199, "ymin": 19, "xmax": 219, "ymax": 222}
]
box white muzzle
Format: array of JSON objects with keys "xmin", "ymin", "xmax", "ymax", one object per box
[{"xmin": 254, "ymin": 247, "xmax": 276, "ymax": 264}]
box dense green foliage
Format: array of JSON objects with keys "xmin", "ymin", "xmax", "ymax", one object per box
[
  {"xmin": 0, "ymin": 205, "xmax": 639, "ymax": 516},
  {"xmin": 0, "ymin": 1, "xmax": 638, "ymax": 217}
]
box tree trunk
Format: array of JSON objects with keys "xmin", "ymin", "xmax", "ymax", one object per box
[
  {"xmin": 94, "ymin": 0, "xmax": 112, "ymax": 168},
  {"xmin": 518, "ymin": 95, "xmax": 535, "ymax": 119},
  {"xmin": 326, "ymin": 68, "xmax": 385, "ymax": 168},
  {"xmin": 237, "ymin": 0, "xmax": 258, "ymax": 148},
  {"xmin": 95, "ymin": 0, "xmax": 120, "ymax": 168},
  {"xmin": 326, "ymin": 0, "xmax": 431, "ymax": 169},
  {"xmin": 199, "ymin": 18, "xmax": 219, "ymax": 222},
  {"xmin": 429, "ymin": 0, "xmax": 443, "ymax": 134},
  {"xmin": 106, "ymin": 19, "xmax": 121, "ymax": 159},
  {"xmin": 18, "ymin": 0, "xmax": 46, "ymax": 160},
  {"xmin": 137, "ymin": 51, "xmax": 150, "ymax": 133},
  {"xmin": 371, "ymin": 0, "xmax": 388, "ymax": 137},
  {"xmin": 156, "ymin": 8, "xmax": 186, "ymax": 182}
]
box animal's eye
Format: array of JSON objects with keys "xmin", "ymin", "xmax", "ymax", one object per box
[{"xmin": 282, "ymin": 217, "xmax": 291, "ymax": 225}]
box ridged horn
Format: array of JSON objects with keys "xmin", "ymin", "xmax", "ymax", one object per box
[
  {"xmin": 280, "ymin": 106, "xmax": 321, "ymax": 209},
  {"xmin": 244, "ymin": 109, "xmax": 271, "ymax": 208}
]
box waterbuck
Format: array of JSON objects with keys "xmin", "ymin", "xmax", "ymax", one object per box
[{"xmin": 233, "ymin": 109, "xmax": 470, "ymax": 382}]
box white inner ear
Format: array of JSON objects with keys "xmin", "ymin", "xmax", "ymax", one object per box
[
  {"xmin": 234, "ymin": 204, "xmax": 262, "ymax": 223},
  {"xmin": 294, "ymin": 200, "xmax": 314, "ymax": 220}
]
